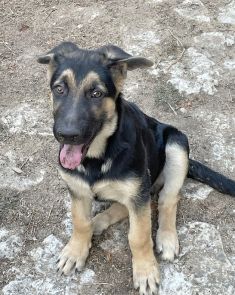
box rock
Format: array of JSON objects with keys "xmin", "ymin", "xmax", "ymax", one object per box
[
  {"xmin": 3, "ymin": 234, "xmax": 97, "ymax": 295},
  {"xmin": 168, "ymin": 48, "xmax": 219, "ymax": 95},
  {"xmin": 0, "ymin": 228, "xmax": 23, "ymax": 259},
  {"xmin": 218, "ymin": 0, "xmax": 235, "ymax": 25},
  {"xmin": 174, "ymin": 0, "xmax": 211, "ymax": 23},
  {"xmin": 182, "ymin": 181, "xmax": 213, "ymax": 200},
  {"xmin": 160, "ymin": 222, "xmax": 235, "ymax": 295}
]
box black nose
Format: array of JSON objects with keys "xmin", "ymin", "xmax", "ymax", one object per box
[{"xmin": 56, "ymin": 130, "xmax": 81, "ymax": 143}]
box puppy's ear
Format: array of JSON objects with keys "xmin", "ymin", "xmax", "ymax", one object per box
[
  {"xmin": 37, "ymin": 42, "xmax": 79, "ymax": 81},
  {"xmin": 37, "ymin": 53, "xmax": 54, "ymax": 64},
  {"xmin": 98, "ymin": 45, "xmax": 153, "ymax": 71},
  {"xmin": 116, "ymin": 56, "xmax": 154, "ymax": 71},
  {"xmin": 37, "ymin": 42, "xmax": 79, "ymax": 64},
  {"xmin": 97, "ymin": 45, "xmax": 153, "ymax": 92}
]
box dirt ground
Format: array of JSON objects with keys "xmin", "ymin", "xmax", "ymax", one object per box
[{"xmin": 0, "ymin": 0, "xmax": 234, "ymax": 294}]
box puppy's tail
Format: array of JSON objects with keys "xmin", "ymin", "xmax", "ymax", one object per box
[{"xmin": 188, "ymin": 159, "xmax": 235, "ymax": 197}]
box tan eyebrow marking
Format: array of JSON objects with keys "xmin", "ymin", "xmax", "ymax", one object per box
[
  {"xmin": 79, "ymin": 71, "xmax": 107, "ymax": 93},
  {"xmin": 54, "ymin": 69, "xmax": 77, "ymax": 90},
  {"xmin": 53, "ymin": 70, "xmax": 107, "ymax": 97}
]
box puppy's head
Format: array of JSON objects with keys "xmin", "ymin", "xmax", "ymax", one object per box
[{"xmin": 38, "ymin": 42, "xmax": 153, "ymax": 170}]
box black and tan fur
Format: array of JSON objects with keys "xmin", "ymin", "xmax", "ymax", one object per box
[{"xmin": 38, "ymin": 42, "xmax": 235, "ymax": 295}]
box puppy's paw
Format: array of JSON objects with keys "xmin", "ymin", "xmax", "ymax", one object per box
[
  {"xmin": 92, "ymin": 214, "xmax": 110, "ymax": 235},
  {"xmin": 57, "ymin": 240, "xmax": 90, "ymax": 275},
  {"xmin": 133, "ymin": 259, "xmax": 160, "ymax": 295},
  {"xmin": 156, "ymin": 229, "xmax": 179, "ymax": 261}
]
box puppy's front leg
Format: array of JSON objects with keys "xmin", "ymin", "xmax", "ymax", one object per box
[
  {"xmin": 128, "ymin": 201, "xmax": 160, "ymax": 295},
  {"xmin": 57, "ymin": 192, "xmax": 92, "ymax": 275}
]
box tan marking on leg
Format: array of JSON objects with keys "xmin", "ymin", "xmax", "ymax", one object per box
[
  {"xmin": 57, "ymin": 170, "xmax": 93, "ymax": 275},
  {"xmin": 157, "ymin": 195, "xmax": 180, "ymax": 261},
  {"xmin": 156, "ymin": 143, "xmax": 188, "ymax": 261},
  {"xmin": 93, "ymin": 202, "xmax": 128, "ymax": 235},
  {"xmin": 128, "ymin": 203, "xmax": 160, "ymax": 295}
]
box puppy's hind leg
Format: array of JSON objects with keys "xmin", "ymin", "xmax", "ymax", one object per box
[
  {"xmin": 156, "ymin": 138, "xmax": 188, "ymax": 261},
  {"xmin": 93, "ymin": 202, "xmax": 128, "ymax": 235}
]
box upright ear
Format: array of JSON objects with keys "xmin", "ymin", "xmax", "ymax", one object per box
[
  {"xmin": 97, "ymin": 45, "xmax": 153, "ymax": 92},
  {"xmin": 37, "ymin": 42, "xmax": 79, "ymax": 64}
]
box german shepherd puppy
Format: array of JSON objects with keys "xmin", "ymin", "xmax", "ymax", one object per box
[{"xmin": 38, "ymin": 42, "xmax": 235, "ymax": 295}]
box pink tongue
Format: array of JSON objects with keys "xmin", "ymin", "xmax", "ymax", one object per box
[{"xmin": 60, "ymin": 144, "xmax": 84, "ymax": 170}]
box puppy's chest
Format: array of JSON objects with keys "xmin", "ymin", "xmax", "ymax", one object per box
[
  {"xmin": 78, "ymin": 158, "xmax": 113, "ymax": 182},
  {"xmin": 59, "ymin": 159, "xmax": 140, "ymax": 204}
]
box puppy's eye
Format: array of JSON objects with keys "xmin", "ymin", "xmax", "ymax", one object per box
[
  {"xmin": 91, "ymin": 90, "xmax": 103, "ymax": 98},
  {"xmin": 54, "ymin": 85, "xmax": 64, "ymax": 95}
]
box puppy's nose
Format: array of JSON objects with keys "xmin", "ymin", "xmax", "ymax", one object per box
[{"xmin": 57, "ymin": 130, "xmax": 81, "ymax": 143}]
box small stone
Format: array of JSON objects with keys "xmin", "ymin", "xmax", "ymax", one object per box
[
  {"xmin": 12, "ymin": 167, "xmax": 23, "ymax": 174},
  {"xmin": 179, "ymin": 107, "xmax": 187, "ymax": 114},
  {"xmin": 80, "ymin": 269, "xmax": 96, "ymax": 285}
]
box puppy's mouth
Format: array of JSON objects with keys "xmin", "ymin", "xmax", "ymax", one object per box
[
  {"xmin": 57, "ymin": 123, "xmax": 102, "ymax": 170},
  {"xmin": 59, "ymin": 143, "xmax": 90, "ymax": 170}
]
